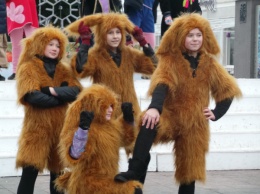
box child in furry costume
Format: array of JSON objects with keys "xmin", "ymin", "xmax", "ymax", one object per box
[
  {"xmin": 15, "ymin": 26, "xmax": 82, "ymax": 194},
  {"xmin": 115, "ymin": 13, "xmax": 242, "ymax": 194},
  {"xmin": 55, "ymin": 84, "xmax": 143, "ymax": 194},
  {"xmin": 64, "ymin": 13, "xmax": 155, "ymax": 119}
]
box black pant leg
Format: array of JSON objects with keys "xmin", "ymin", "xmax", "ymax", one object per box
[
  {"xmin": 17, "ymin": 166, "xmax": 38, "ymax": 194},
  {"xmin": 50, "ymin": 172, "xmax": 64, "ymax": 194},
  {"xmin": 178, "ymin": 181, "xmax": 195, "ymax": 194},
  {"xmin": 132, "ymin": 125, "xmax": 157, "ymax": 162}
]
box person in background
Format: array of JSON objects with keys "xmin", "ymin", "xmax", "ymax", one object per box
[
  {"xmin": 80, "ymin": 0, "xmax": 122, "ymax": 16},
  {"xmin": 55, "ymin": 84, "xmax": 143, "ymax": 194},
  {"xmin": 15, "ymin": 26, "xmax": 82, "ymax": 194},
  {"xmin": 123, "ymin": 0, "xmax": 156, "ymax": 79},
  {"xmin": 114, "ymin": 13, "xmax": 242, "ymax": 194},
  {"xmin": 0, "ymin": 0, "xmax": 8, "ymax": 81},
  {"xmin": 124, "ymin": 0, "xmax": 155, "ymax": 49},
  {"xmin": 153, "ymin": 0, "xmax": 202, "ymax": 38},
  {"xmin": 6, "ymin": 0, "xmax": 39, "ymax": 80}
]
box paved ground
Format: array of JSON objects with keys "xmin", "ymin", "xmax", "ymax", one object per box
[{"xmin": 0, "ymin": 170, "xmax": 260, "ymax": 194}]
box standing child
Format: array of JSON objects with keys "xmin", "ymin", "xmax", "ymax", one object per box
[
  {"xmin": 65, "ymin": 13, "xmax": 155, "ymax": 119},
  {"xmin": 64, "ymin": 12, "xmax": 155, "ymax": 158},
  {"xmin": 56, "ymin": 84, "xmax": 143, "ymax": 194},
  {"xmin": 115, "ymin": 13, "xmax": 242, "ymax": 194},
  {"xmin": 6, "ymin": 0, "xmax": 39, "ymax": 80},
  {"xmin": 15, "ymin": 26, "xmax": 82, "ymax": 194}
]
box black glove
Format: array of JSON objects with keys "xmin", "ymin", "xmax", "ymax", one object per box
[
  {"xmin": 41, "ymin": 86, "xmax": 51, "ymax": 96},
  {"xmin": 79, "ymin": 111, "xmax": 94, "ymax": 130},
  {"xmin": 126, "ymin": 34, "xmax": 133, "ymax": 46},
  {"xmin": 60, "ymin": 81, "xmax": 68, "ymax": 87},
  {"xmin": 121, "ymin": 102, "xmax": 134, "ymax": 123}
]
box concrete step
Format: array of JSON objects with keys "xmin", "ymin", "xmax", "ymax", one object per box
[
  {"xmin": 0, "ymin": 79, "xmax": 260, "ymax": 176},
  {"xmin": 1, "ymin": 146, "xmax": 259, "ymax": 177},
  {"xmin": 209, "ymin": 112, "xmax": 260, "ymax": 132},
  {"xmin": 1, "ymin": 130, "xmax": 260, "ymax": 161},
  {"xmin": 1, "ymin": 111, "xmax": 259, "ymax": 134},
  {"xmin": 0, "ymin": 117, "xmax": 23, "ymax": 135},
  {"xmin": 157, "ymin": 151, "xmax": 260, "ymax": 171}
]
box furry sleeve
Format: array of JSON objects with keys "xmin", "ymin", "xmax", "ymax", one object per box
[
  {"xmin": 57, "ymin": 62, "xmax": 82, "ymax": 89},
  {"xmin": 69, "ymin": 55, "xmax": 82, "ymax": 78},
  {"xmin": 116, "ymin": 115, "xmax": 137, "ymax": 147},
  {"xmin": 16, "ymin": 61, "xmax": 42, "ymax": 105},
  {"xmin": 148, "ymin": 54, "xmax": 178, "ymax": 96},
  {"xmin": 127, "ymin": 47, "xmax": 155, "ymax": 75},
  {"xmin": 59, "ymin": 102, "xmax": 84, "ymax": 166},
  {"xmin": 209, "ymin": 59, "xmax": 242, "ymax": 102},
  {"xmin": 70, "ymin": 48, "xmax": 96, "ymax": 79},
  {"xmin": 59, "ymin": 100, "xmax": 98, "ymax": 167},
  {"xmin": 80, "ymin": 49, "xmax": 98, "ymax": 79}
]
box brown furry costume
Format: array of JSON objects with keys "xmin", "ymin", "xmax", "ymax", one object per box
[
  {"xmin": 64, "ymin": 13, "xmax": 155, "ymax": 118},
  {"xmin": 16, "ymin": 26, "xmax": 82, "ymax": 173},
  {"xmin": 56, "ymin": 84, "xmax": 142, "ymax": 194},
  {"xmin": 146, "ymin": 13, "xmax": 242, "ymax": 183}
]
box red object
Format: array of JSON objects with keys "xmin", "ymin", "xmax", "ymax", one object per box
[
  {"xmin": 6, "ymin": 52, "xmax": 12, "ymax": 62},
  {"xmin": 132, "ymin": 26, "xmax": 147, "ymax": 47},
  {"xmin": 78, "ymin": 21, "xmax": 92, "ymax": 45},
  {"xmin": 6, "ymin": 0, "xmax": 39, "ymax": 35}
]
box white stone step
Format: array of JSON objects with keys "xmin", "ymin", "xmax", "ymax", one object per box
[
  {"xmin": 1, "ymin": 146, "xmax": 259, "ymax": 177},
  {"xmin": 210, "ymin": 112, "xmax": 260, "ymax": 132},
  {"xmin": 2, "ymin": 130, "xmax": 260, "ymax": 160},
  {"xmin": 5, "ymin": 112, "xmax": 259, "ymax": 134},
  {"xmin": 157, "ymin": 151, "xmax": 260, "ymax": 171},
  {"xmin": 209, "ymin": 131, "xmax": 260, "ymax": 150},
  {"xmin": 0, "ymin": 79, "xmax": 260, "ymax": 177},
  {"xmin": 0, "ymin": 100, "xmax": 23, "ymax": 116},
  {"xmin": 0, "ymin": 117, "xmax": 23, "ymax": 135}
]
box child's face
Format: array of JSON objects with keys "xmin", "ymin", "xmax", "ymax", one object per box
[
  {"xmin": 105, "ymin": 105, "xmax": 113, "ymax": 121},
  {"xmin": 185, "ymin": 28, "xmax": 203, "ymax": 55},
  {"xmin": 44, "ymin": 39, "xmax": 60, "ymax": 59},
  {"xmin": 106, "ymin": 27, "xmax": 122, "ymax": 51}
]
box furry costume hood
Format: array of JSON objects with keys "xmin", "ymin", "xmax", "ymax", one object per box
[
  {"xmin": 18, "ymin": 26, "xmax": 68, "ymax": 66},
  {"xmin": 68, "ymin": 84, "xmax": 118, "ymax": 124},
  {"xmin": 64, "ymin": 13, "xmax": 135, "ymax": 49},
  {"xmin": 157, "ymin": 13, "xmax": 220, "ymax": 56}
]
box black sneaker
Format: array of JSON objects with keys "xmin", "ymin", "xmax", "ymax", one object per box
[
  {"xmin": 8, "ymin": 73, "xmax": 15, "ymax": 80},
  {"xmin": 0, "ymin": 74, "xmax": 5, "ymax": 81},
  {"xmin": 141, "ymin": 75, "xmax": 150, "ymax": 79}
]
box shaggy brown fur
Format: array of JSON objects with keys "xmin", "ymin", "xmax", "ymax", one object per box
[
  {"xmin": 15, "ymin": 26, "xmax": 82, "ymax": 173},
  {"xmin": 56, "ymin": 84, "xmax": 142, "ymax": 194},
  {"xmin": 64, "ymin": 13, "xmax": 155, "ymax": 118},
  {"xmin": 146, "ymin": 13, "xmax": 242, "ymax": 184}
]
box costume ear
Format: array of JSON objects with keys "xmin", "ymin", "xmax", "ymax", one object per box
[
  {"xmin": 67, "ymin": 99, "xmax": 83, "ymax": 119},
  {"xmin": 157, "ymin": 21, "xmax": 182, "ymax": 55},
  {"xmin": 64, "ymin": 13, "xmax": 104, "ymax": 36},
  {"xmin": 121, "ymin": 14, "xmax": 135, "ymax": 34},
  {"xmin": 202, "ymin": 24, "xmax": 220, "ymax": 55},
  {"xmin": 17, "ymin": 37, "xmax": 34, "ymax": 67}
]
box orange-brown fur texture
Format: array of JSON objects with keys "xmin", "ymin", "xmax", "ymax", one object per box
[
  {"xmin": 147, "ymin": 14, "xmax": 242, "ymax": 184},
  {"xmin": 65, "ymin": 13, "xmax": 155, "ymax": 118},
  {"xmin": 15, "ymin": 26, "xmax": 82, "ymax": 173},
  {"xmin": 56, "ymin": 84, "xmax": 142, "ymax": 194}
]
